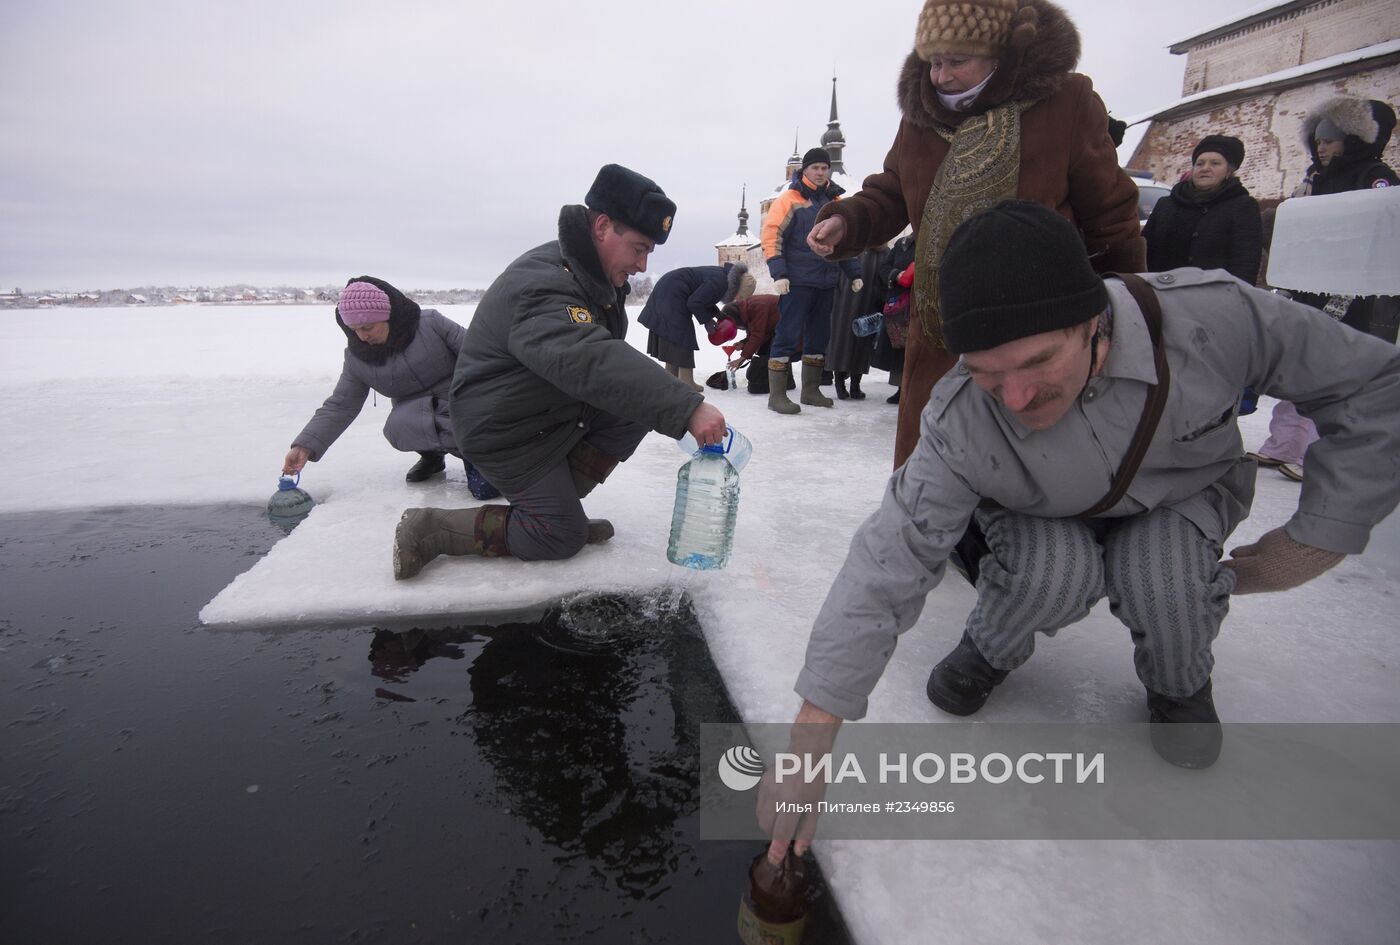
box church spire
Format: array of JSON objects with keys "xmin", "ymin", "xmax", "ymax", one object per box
[
  {"xmin": 736, "ymin": 185, "xmax": 750, "ymax": 237},
  {"xmin": 785, "ymin": 127, "xmax": 802, "ymax": 179},
  {"xmin": 821, "ymin": 74, "xmax": 847, "ymax": 174}
]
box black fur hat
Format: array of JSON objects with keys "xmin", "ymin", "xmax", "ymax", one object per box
[
  {"xmin": 585, "ymin": 164, "xmax": 676, "ymax": 244},
  {"xmin": 1193, "ymin": 134, "xmax": 1245, "ymax": 169}
]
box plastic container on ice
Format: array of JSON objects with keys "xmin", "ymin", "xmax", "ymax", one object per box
[
  {"xmin": 668, "ymin": 427, "xmax": 745, "ymax": 570},
  {"xmin": 268, "ymin": 473, "xmax": 315, "ymax": 525}
]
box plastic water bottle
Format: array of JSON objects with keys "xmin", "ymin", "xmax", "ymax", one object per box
[
  {"xmin": 268, "ymin": 473, "xmax": 315, "ymax": 526},
  {"xmin": 677, "ymin": 426, "xmax": 751, "ymax": 474},
  {"xmin": 668, "ymin": 431, "xmax": 742, "ymax": 570},
  {"xmin": 726, "ymin": 366, "xmax": 738, "ymax": 390}
]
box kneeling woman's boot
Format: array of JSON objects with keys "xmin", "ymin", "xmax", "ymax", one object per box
[
  {"xmin": 405, "ymin": 451, "xmax": 446, "ymax": 483},
  {"xmin": 767, "ymin": 359, "xmax": 800, "ymax": 415}
]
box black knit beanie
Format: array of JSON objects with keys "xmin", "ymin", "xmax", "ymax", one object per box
[
  {"xmin": 939, "ymin": 200, "xmax": 1107, "ymax": 355},
  {"xmin": 801, "ymin": 147, "xmax": 831, "ymax": 170},
  {"xmin": 1192, "ymin": 134, "xmax": 1245, "ymax": 169}
]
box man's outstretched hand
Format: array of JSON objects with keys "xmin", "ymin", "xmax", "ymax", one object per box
[
  {"xmin": 1225, "ymin": 526, "xmax": 1345, "ymax": 593},
  {"xmin": 759, "ymin": 701, "xmax": 842, "ymax": 865}
]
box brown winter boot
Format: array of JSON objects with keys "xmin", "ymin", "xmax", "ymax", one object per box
[
  {"xmin": 567, "ymin": 440, "xmax": 621, "ymax": 498},
  {"xmin": 393, "ymin": 505, "xmax": 511, "ymax": 580},
  {"xmin": 800, "ymin": 355, "xmax": 833, "ymax": 408},
  {"xmin": 676, "ymin": 367, "xmax": 704, "ymax": 393},
  {"xmin": 767, "ymin": 359, "xmax": 800, "ymax": 415}
]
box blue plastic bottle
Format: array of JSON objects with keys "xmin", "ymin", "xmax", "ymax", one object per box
[
  {"xmin": 268, "ymin": 473, "xmax": 315, "ymax": 525},
  {"xmin": 668, "ymin": 431, "xmax": 741, "ymax": 570}
]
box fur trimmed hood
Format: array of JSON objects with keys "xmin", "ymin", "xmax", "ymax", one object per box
[
  {"xmin": 896, "ymin": 0, "xmax": 1080, "ymax": 131},
  {"xmin": 1302, "ymin": 96, "xmax": 1396, "ymax": 166}
]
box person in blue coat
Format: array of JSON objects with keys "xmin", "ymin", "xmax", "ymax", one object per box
[{"xmin": 639, "ymin": 263, "xmax": 754, "ymax": 390}]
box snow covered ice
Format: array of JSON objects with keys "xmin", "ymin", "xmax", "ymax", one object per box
[{"xmin": 2, "ymin": 302, "xmax": 1397, "ymax": 944}]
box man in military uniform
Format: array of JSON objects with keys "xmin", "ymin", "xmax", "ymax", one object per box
[{"xmin": 393, "ymin": 164, "xmax": 727, "ymax": 578}]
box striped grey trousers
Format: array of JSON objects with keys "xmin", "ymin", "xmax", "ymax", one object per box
[{"xmin": 965, "ymin": 506, "xmax": 1236, "ymax": 697}]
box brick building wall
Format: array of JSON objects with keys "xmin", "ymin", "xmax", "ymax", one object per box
[
  {"xmin": 1180, "ymin": 0, "xmax": 1400, "ymax": 94},
  {"xmin": 1129, "ymin": 64, "xmax": 1400, "ymax": 201}
]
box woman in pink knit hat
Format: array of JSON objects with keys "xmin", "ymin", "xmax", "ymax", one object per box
[{"xmin": 281, "ymin": 276, "xmax": 498, "ymax": 498}]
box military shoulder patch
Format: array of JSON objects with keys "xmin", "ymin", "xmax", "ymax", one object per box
[{"xmin": 566, "ymin": 305, "xmax": 593, "ymax": 324}]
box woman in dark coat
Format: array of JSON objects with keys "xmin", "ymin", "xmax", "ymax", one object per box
[
  {"xmin": 1143, "ymin": 134, "xmax": 1263, "ymax": 285},
  {"xmin": 282, "ymin": 276, "xmax": 497, "ymax": 497},
  {"xmin": 826, "ymin": 246, "xmax": 888, "ymax": 399},
  {"xmin": 639, "ymin": 263, "xmax": 753, "ymax": 391},
  {"xmin": 871, "ymin": 235, "xmax": 915, "ymax": 404}
]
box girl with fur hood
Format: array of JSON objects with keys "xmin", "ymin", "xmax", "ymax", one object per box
[
  {"xmin": 1251, "ymin": 97, "xmax": 1399, "ymax": 481},
  {"xmin": 805, "ymin": 0, "xmax": 1144, "ymax": 468},
  {"xmin": 1295, "ymin": 96, "xmax": 1398, "ymax": 196},
  {"xmin": 282, "ymin": 276, "xmax": 499, "ymax": 498}
]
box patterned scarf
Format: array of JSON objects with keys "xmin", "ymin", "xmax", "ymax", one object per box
[{"xmin": 911, "ymin": 102, "xmax": 1026, "ymax": 347}]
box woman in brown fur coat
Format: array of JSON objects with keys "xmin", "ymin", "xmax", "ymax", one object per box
[{"xmin": 808, "ymin": 0, "xmax": 1144, "ymax": 468}]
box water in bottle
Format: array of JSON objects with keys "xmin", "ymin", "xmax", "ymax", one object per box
[
  {"xmin": 667, "ymin": 439, "xmax": 740, "ymax": 571},
  {"xmin": 267, "ymin": 473, "xmax": 315, "ymax": 530},
  {"xmin": 726, "ymin": 366, "xmax": 738, "ymax": 390}
]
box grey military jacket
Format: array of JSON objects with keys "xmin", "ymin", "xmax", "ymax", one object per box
[
  {"xmin": 451, "ymin": 205, "xmax": 703, "ymax": 493},
  {"xmin": 798, "ymin": 269, "xmax": 1400, "ymax": 720}
]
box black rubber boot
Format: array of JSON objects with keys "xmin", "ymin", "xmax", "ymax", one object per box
[
  {"xmin": 834, "ymin": 372, "xmax": 850, "ymax": 400},
  {"xmin": 848, "ymin": 374, "xmax": 865, "ymax": 400},
  {"xmin": 926, "ymin": 631, "xmax": 1010, "ymax": 716},
  {"xmin": 405, "ymin": 451, "xmax": 446, "ymax": 483},
  {"xmin": 1146, "ymin": 679, "xmax": 1222, "ymax": 769},
  {"xmin": 886, "ymin": 389, "xmax": 900, "ymax": 405}
]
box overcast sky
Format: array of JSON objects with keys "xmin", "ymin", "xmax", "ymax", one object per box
[{"xmin": 1, "ymin": 0, "xmax": 1269, "ymax": 291}]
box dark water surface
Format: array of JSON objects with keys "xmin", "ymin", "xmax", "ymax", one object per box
[{"xmin": 0, "ymin": 506, "xmax": 851, "ymax": 944}]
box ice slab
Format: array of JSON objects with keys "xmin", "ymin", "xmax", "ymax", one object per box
[{"xmin": 1267, "ymin": 187, "xmax": 1400, "ymax": 295}]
